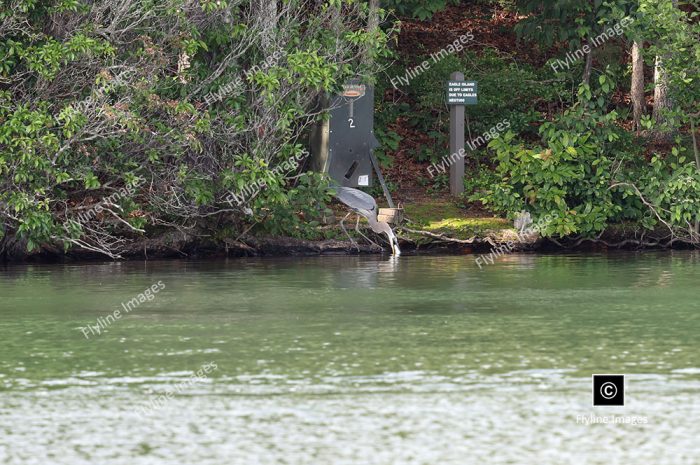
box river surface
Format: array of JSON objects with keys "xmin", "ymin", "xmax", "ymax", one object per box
[{"xmin": 1, "ymin": 252, "xmax": 699, "ymax": 464}]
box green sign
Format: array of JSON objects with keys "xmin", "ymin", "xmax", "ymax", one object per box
[{"xmin": 446, "ymin": 80, "xmax": 477, "ymax": 105}]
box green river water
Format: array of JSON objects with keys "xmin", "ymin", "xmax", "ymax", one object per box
[{"xmin": 1, "ymin": 252, "xmax": 699, "ymax": 464}]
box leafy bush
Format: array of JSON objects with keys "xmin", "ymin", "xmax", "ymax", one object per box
[
  {"xmin": 630, "ymin": 151, "xmax": 700, "ymax": 233},
  {"xmin": 469, "ymin": 80, "xmax": 700, "ymax": 240}
]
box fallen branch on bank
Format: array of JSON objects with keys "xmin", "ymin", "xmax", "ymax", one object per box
[
  {"xmin": 399, "ymin": 227, "xmax": 490, "ymax": 245},
  {"xmin": 549, "ymin": 237, "xmax": 663, "ymax": 248},
  {"xmin": 547, "ymin": 235, "xmax": 697, "ymax": 249}
]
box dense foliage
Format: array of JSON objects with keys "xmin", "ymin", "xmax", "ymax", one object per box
[
  {"xmin": 471, "ymin": 0, "xmax": 700, "ymax": 244},
  {"xmin": 1, "ymin": 0, "xmax": 698, "ymax": 258},
  {"xmin": 0, "ymin": 0, "xmax": 393, "ymax": 257},
  {"xmin": 474, "ymin": 80, "xmax": 700, "ymax": 241},
  {"xmin": 373, "ymin": 0, "xmax": 699, "ymax": 245}
]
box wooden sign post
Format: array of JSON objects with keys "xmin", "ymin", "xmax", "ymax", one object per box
[{"xmin": 446, "ymin": 73, "xmax": 478, "ymax": 196}]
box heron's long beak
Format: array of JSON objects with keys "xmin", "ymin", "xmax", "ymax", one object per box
[{"xmin": 386, "ymin": 230, "xmax": 401, "ymax": 256}]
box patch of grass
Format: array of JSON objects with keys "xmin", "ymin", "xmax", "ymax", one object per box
[{"xmin": 403, "ymin": 200, "xmax": 510, "ymax": 240}]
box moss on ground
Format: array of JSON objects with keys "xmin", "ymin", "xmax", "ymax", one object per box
[{"xmin": 402, "ymin": 200, "xmax": 511, "ymax": 241}]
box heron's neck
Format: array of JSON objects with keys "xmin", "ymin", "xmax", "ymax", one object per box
[{"xmin": 367, "ymin": 217, "xmax": 383, "ymax": 233}]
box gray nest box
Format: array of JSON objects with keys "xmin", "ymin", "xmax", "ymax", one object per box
[{"xmin": 310, "ymin": 82, "xmax": 379, "ymax": 188}]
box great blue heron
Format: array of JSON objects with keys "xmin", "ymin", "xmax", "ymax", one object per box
[{"xmin": 333, "ymin": 186, "xmax": 400, "ymax": 256}]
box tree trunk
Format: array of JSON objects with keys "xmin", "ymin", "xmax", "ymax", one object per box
[
  {"xmin": 652, "ymin": 54, "xmax": 671, "ymax": 130},
  {"xmin": 582, "ymin": 38, "xmax": 593, "ymax": 85},
  {"xmin": 631, "ymin": 41, "xmax": 645, "ymax": 132},
  {"xmin": 362, "ymin": 0, "xmax": 380, "ymax": 71},
  {"xmin": 693, "ymin": 118, "xmax": 700, "ymax": 170},
  {"xmin": 255, "ymin": 0, "xmax": 277, "ymax": 55},
  {"xmin": 253, "ymin": 0, "xmax": 278, "ymax": 154},
  {"xmin": 652, "ymin": 0, "xmax": 677, "ymax": 140},
  {"xmin": 691, "ymin": 118, "xmax": 700, "ymax": 236}
]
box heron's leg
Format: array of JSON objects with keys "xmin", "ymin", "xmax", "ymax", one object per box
[
  {"xmin": 354, "ymin": 215, "xmax": 378, "ymax": 248},
  {"xmin": 340, "ymin": 212, "xmax": 360, "ymax": 251}
]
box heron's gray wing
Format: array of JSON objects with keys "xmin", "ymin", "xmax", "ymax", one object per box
[{"xmin": 334, "ymin": 187, "xmax": 378, "ymax": 215}]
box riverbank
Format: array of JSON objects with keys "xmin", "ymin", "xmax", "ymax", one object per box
[
  {"xmin": 0, "ymin": 229, "xmax": 519, "ymax": 262},
  {"xmin": 3, "ymin": 2, "xmax": 698, "ymax": 265},
  {"xmin": 2, "ymin": 211, "xmax": 695, "ymax": 263}
]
